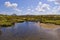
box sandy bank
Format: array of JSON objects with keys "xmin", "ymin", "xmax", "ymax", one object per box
[{"xmin": 39, "ymin": 23, "xmax": 60, "ymax": 30}]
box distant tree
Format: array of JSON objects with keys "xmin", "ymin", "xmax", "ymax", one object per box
[{"xmin": 12, "ymin": 13, "xmax": 17, "ymax": 16}]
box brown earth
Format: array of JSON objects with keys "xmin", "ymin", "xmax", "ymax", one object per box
[{"xmin": 39, "ymin": 23, "xmax": 60, "ymax": 30}]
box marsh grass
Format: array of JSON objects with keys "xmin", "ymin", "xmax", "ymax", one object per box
[{"xmin": 0, "ymin": 15, "xmax": 60, "ymax": 27}]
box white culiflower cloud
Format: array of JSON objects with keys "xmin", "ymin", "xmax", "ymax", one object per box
[
  {"xmin": 5, "ymin": 1, "xmax": 18, "ymax": 8},
  {"xmin": 35, "ymin": 2, "xmax": 50, "ymax": 12},
  {"xmin": 4, "ymin": 1, "xmax": 21, "ymax": 12}
]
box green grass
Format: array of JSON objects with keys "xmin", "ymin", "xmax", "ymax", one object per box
[{"xmin": 0, "ymin": 15, "xmax": 60, "ymax": 27}]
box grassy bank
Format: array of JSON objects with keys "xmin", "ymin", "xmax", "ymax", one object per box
[{"xmin": 0, "ymin": 15, "xmax": 60, "ymax": 27}]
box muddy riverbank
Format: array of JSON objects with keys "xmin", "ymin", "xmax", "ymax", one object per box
[{"xmin": 39, "ymin": 23, "xmax": 60, "ymax": 30}]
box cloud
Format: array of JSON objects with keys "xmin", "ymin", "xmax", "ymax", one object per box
[
  {"xmin": 5, "ymin": 1, "xmax": 18, "ymax": 8},
  {"xmin": 27, "ymin": 8, "xmax": 31, "ymax": 11},
  {"xmin": 47, "ymin": 0, "xmax": 60, "ymax": 14},
  {"xmin": 47, "ymin": 0, "xmax": 60, "ymax": 4},
  {"xmin": 45, "ymin": 5, "xmax": 60, "ymax": 15},
  {"xmin": 34, "ymin": 1, "xmax": 60, "ymax": 15},
  {"xmin": 53, "ymin": 6, "xmax": 60, "ymax": 12},
  {"xmin": 56, "ymin": 0, "xmax": 60, "ymax": 3},
  {"xmin": 27, "ymin": 8, "xmax": 34, "ymax": 12},
  {"xmin": 35, "ymin": 2, "xmax": 50, "ymax": 12},
  {"xmin": 13, "ymin": 8, "xmax": 21, "ymax": 12},
  {"xmin": 4, "ymin": 1, "xmax": 21, "ymax": 12},
  {"xmin": 47, "ymin": 0, "xmax": 55, "ymax": 2},
  {"xmin": 26, "ymin": 1, "xmax": 60, "ymax": 15}
]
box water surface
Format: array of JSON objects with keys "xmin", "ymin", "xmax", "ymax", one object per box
[
  {"xmin": 0, "ymin": 22, "xmax": 41, "ymax": 40},
  {"xmin": 0, "ymin": 22, "xmax": 60, "ymax": 40}
]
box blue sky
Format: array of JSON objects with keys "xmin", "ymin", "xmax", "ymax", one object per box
[{"xmin": 0, "ymin": 0, "xmax": 60, "ymax": 15}]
